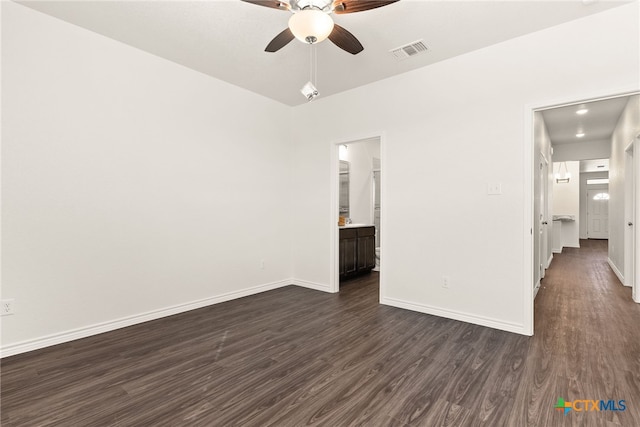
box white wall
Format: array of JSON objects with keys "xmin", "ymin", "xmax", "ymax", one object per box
[
  {"xmin": 291, "ymin": 3, "xmax": 639, "ymax": 334},
  {"xmin": 610, "ymin": 94, "xmax": 640, "ymax": 279},
  {"xmin": 341, "ymin": 138, "xmax": 380, "ymax": 225},
  {"xmin": 2, "ymin": 2, "xmax": 639, "ymax": 355},
  {"xmin": 579, "ymin": 171, "xmax": 609, "ymax": 239},
  {"xmin": 1, "ymin": 2, "xmax": 293, "ymax": 354},
  {"xmin": 553, "ymin": 162, "xmax": 581, "ymax": 248},
  {"xmin": 552, "ymin": 139, "xmax": 611, "ymax": 162}
]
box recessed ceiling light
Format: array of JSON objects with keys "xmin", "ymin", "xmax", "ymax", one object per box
[
  {"xmin": 576, "ymin": 108, "xmax": 589, "ymax": 115},
  {"xmin": 576, "ymin": 132, "xmax": 585, "ymax": 138}
]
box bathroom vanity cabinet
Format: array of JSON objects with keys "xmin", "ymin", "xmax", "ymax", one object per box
[{"xmin": 339, "ymin": 226, "xmax": 375, "ymax": 280}]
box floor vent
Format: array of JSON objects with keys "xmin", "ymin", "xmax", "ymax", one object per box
[{"xmin": 390, "ymin": 40, "xmax": 428, "ymax": 60}]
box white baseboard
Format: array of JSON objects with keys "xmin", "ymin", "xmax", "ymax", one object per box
[
  {"xmin": 607, "ymin": 258, "xmax": 626, "ymax": 286},
  {"xmin": 1, "ymin": 279, "xmax": 292, "ymax": 358},
  {"xmin": 552, "ymin": 248, "xmax": 562, "ymax": 254},
  {"xmin": 547, "ymin": 254, "xmax": 553, "ymax": 268},
  {"xmin": 534, "ymin": 280, "xmax": 541, "ymax": 299},
  {"xmin": 292, "ymin": 279, "xmax": 331, "ymax": 293},
  {"xmin": 380, "ymin": 296, "xmax": 527, "ymax": 336},
  {"xmin": 2, "ymin": 278, "xmax": 532, "ymax": 357}
]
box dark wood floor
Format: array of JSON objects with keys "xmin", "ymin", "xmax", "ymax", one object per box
[{"xmin": 2, "ymin": 239, "xmax": 640, "ymax": 426}]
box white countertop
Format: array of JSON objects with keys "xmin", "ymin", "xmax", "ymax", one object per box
[
  {"xmin": 339, "ymin": 223, "xmax": 374, "ymax": 229},
  {"xmin": 552, "ymin": 215, "xmax": 576, "ymax": 222}
]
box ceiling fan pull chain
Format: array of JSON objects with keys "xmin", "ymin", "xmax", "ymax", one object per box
[
  {"xmin": 312, "ymin": 44, "xmax": 315, "ymax": 86},
  {"xmin": 309, "ymin": 43, "xmax": 313, "ymax": 84},
  {"xmin": 301, "ymin": 39, "xmax": 319, "ymax": 101}
]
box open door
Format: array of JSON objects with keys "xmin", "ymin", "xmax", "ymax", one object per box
[
  {"xmin": 533, "ymin": 152, "xmax": 550, "ymax": 299},
  {"xmin": 626, "ymin": 140, "xmax": 638, "ymax": 302},
  {"xmin": 539, "ymin": 154, "xmax": 550, "ymax": 280},
  {"xmin": 543, "ymin": 156, "xmax": 551, "ymax": 274}
]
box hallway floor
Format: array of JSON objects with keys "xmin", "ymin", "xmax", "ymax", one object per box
[
  {"xmin": 521, "ymin": 238, "xmax": 640, "ymax": 426},
  {"xmin": 2, "ymin": 241, "xmax": 639, "ymax": 426}
]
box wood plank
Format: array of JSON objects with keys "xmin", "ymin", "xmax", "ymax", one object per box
[{"xmin": 2, "ymin": 240, "xmax": 640, "ymax": 425}]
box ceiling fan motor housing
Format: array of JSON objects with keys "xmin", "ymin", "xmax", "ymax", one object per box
[
  {"xmin": 290, "ymin": 0, "xmax": 335, "ymax": 13},
  {"xmin": 244, "ymin": 0, "xmax": 397, "ymax": 54}
]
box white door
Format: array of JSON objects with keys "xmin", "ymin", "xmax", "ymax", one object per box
[
  {"xmin": 587, "ymin": 188, "xmax": 609, "ymax": 239},
  {"xmin": 373, "ymin": 170, "xmax": 381, "ymax": 248},
  {"xmin": 539, "ymin": 156, "xmax": 549, "ymax": 279},
  {"xmin": 628, "ymin": 140, "xmax": 639, "ymax": 302}
]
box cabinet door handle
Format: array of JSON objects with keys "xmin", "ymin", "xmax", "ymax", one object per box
[{"xmin": 629, "ymin": 222, "xmax": 634, "ymax": 226}]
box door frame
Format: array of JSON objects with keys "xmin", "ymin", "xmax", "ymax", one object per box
[
  {"xmin": 372, "ymin": 169, "xmax": 381, "ymax": 251},
  {"xmin": 634, "ymin": 136, "xmax": 640, "ymax": 303},
  {"xmin": 524, "ymin": 88, "xmax": 639, "ymax": 335},
  {"xmin": 330, "ymin": 133, "xmax": 385, "ymax": 295}
]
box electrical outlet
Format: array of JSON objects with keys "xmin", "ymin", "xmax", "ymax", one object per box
[
  {"xmin": 442, "ymin": 276, "xmax": 450, "ymax": 289},
  {"xmin": 487, "ymin": 182, "xmax": 502, "ymax": 195},
  {"xmin": 1, "ymin": 299, "xmax": 15, "ymax": 316}
]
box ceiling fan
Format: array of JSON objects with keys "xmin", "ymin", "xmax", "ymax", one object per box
[{"xmin": 241, "ymin": 0, "xmax": 399, "ymax": 55}]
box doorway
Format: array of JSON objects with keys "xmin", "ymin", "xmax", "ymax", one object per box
[
  {"xmin": 529, "ymin": 91, "xmax": 640, "ymax": 334},
  {"xmin": 332, "ymin": 136, "xmax": 382, "ymax": 294}
]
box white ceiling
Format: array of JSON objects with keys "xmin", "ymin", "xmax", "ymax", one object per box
[
  {"xmin": 17, "ymin": 0, "xmax": 631, "ymax": 106},
  {"xmin": 541, "ymin": 96, "xmax": 630, "ymax": 145}
]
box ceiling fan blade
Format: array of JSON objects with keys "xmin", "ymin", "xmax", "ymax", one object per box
[
  {"xmin": 333, "ymin": 0, "xmax": 399, "ymax": 14},
  {"xmin": 328, "ymin": 24, "xmax": 364, "ymax": 55},
  {"xmin": 265, "ymin": 28, "xmax": 295, "ymax": 52},
  {"xmin": 241, "ymin": 0, "xmax": 289, "ymax": 11}
]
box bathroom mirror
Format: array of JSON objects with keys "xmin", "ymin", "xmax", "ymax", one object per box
[{"xmin": 339, "ymin": 160, "xmax": 350, "ymax": 219}]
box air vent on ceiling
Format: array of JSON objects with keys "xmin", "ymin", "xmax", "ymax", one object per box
[{"xmin": 390, "ymin": 40, "xmax": 428, "ymax": 61}]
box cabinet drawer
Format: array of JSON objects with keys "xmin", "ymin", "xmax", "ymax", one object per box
[
  {"xmin": 339, "ymin": 228, "xmax": 358, "ymax": 239},
  {"xmin": 357, "ymin": 226, "xmax": 375, "ymax": 237}
]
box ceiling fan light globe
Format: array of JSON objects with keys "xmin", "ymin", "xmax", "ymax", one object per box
[{"xmin": 288, "ymin": 9, "xmax": 334, "ymax": 44}]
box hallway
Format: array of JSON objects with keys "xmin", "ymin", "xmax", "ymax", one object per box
[{"xmin": 515, "ymin": 239, "xmax": 640, "ymax": 425}]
